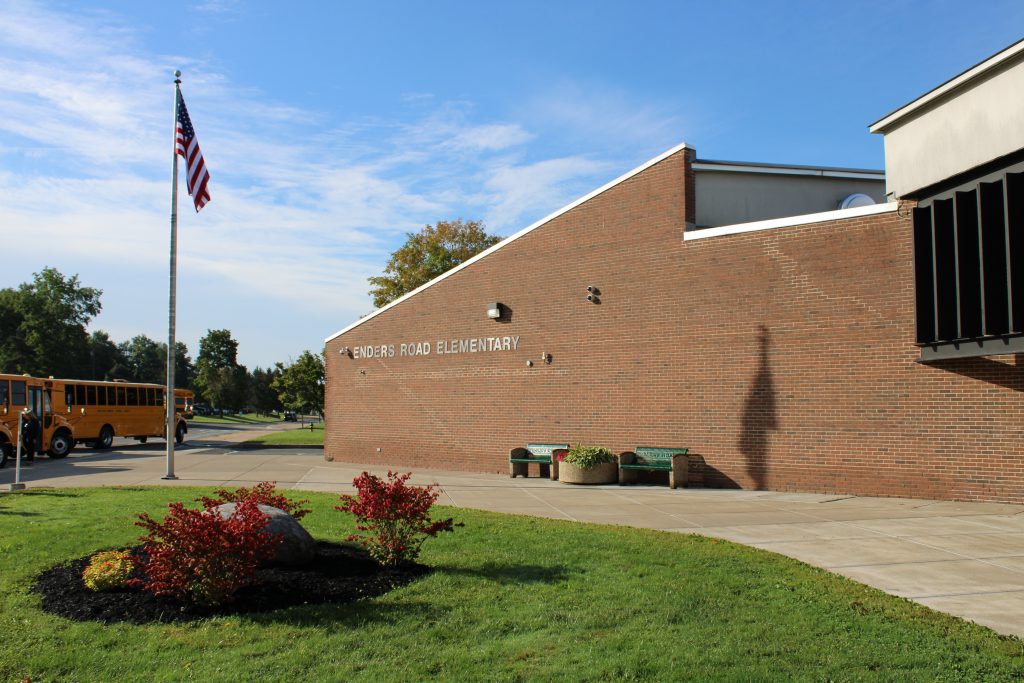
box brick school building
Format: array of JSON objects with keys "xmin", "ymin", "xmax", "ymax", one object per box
[{"xmin": 324, "ymin": 40, "xmax": 1024, "ymax": 503}]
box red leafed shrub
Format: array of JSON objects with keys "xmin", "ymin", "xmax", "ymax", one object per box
[
  {"xmin": 335, "ymin": 471, "xmax": 457, "ymax": 566},
  {"xmin": 131, "ymin": 498, "xmax": 282, "ymax": 606},
  {"xmin": 198, "ymin": 481, "xmax": 311, "ymax": 519}
]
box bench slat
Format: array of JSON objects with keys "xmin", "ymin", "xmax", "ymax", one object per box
[
  {"xmin": 526, "ymin": 444, "xmax": 568, "ymax": 459},
  {"xmin": 633, "ymin": 446, "xmax": 688, "ymax": 467},
  {"xmin": 620, "ymin": 463, "xmax": 671, "ymax": 471}
]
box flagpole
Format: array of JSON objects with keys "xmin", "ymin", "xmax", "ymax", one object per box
[{"xmin": 164, "ymin": 70, "xmax": 181, "ymax": 480}]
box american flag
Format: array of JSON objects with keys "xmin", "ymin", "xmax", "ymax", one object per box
[{"xmin": 175, "ymin": 90, "xmax": 211, "ymax": 212}]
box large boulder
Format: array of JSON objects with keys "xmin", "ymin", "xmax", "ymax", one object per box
[{"xmin": 213, "ymin": 503, "xmax": 316, "ymax": 567}]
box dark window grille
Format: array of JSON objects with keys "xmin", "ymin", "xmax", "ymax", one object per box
[{"xmin": 913, "ymin": 166, "xmax": 1024, "ymax": 349}]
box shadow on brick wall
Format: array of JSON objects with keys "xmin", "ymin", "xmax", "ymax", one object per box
[
  {"xmin": 687, "ymin": 454, "xmax": 740, "ymax": 489},
  {"xmin": 932, "ymin": 354, "xmax": 1024, "ymax": 392},
  {"xmin": 737, "ymin": 325, "xmax": 778, "ymax": 490}
]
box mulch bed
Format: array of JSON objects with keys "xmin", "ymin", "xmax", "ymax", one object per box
[{"xmin": 33, "ymin": 541, "xmax": 428, "ymax": 624}]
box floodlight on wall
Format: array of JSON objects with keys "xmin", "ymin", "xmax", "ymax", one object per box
[
  {"xmin": 586, "ymin": 285, "xmax": 601, "ymax": 304},
  {"xmin": 486, "ymin": 303, "xmax": 502, "ymax": 319},
  {"xmin": 540, "ymin": 352, "xmax": 552, "ymax": 364}
]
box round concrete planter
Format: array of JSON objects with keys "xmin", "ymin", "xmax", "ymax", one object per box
[{"xmin": 559, "ymin": 460, "xmax": 617, "ymax": 485}]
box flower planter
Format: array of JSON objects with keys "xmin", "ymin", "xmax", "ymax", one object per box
[{"xmin": 558, "ymin": 460, "xmax": 618, "ymax": 485}]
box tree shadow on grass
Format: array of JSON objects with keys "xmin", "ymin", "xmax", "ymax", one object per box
[
  {"xmin": 241, "ymin": 599, "xmax": 439, "ymax": 628},
  {"xmin": 438, "ymin": 562, "xmax": 573, "ymax": 584},
  {"xmin": 2, "ymin": 489, "xmax": 81, "ymax": 497},
  {"xmin": 0, "ymin": 508, "xmax": 41, "ymax": 516}
]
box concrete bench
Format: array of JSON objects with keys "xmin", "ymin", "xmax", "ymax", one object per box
[
  {"xmin": 619, "ymin": 446, "xmax": 689, "ymax": 489},
  {"xmin": 509, "ymin": 443, "xmax": 568, "ymax": 480}
]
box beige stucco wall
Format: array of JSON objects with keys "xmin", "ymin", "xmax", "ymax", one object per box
[{"xmin": 882, "ymin": 53, "xmax": 1024, "ymax": 198}]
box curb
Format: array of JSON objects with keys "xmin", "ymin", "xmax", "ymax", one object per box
[{"xmin": 233, "ymin": 443, "xmax": 325, "ymax": 450}]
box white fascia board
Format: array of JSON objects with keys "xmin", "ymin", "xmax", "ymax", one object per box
[
  {"xmin": 325, "ymin": 141, "xmax": 691, "ymax": 344},
  {"xmin": 683, "ymin": 202, "xmax": 898, "ymax": 242},
  {"xmin": 869, "ymin": 38, "xmax": 1024, "ymax": 133},
  {"xmin": 692, "ymin": 162, "xmax": 884, "ymax": 181}
]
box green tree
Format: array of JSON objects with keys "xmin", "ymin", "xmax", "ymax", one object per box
[
  {"xmin": 194, "ymin": 329, "xmax": 246, "ymax": 411},
  {"xmin": 368, "ymin": 219, "xmax": 501, "ymax": 308},
  {"xmin": 0, "ymin": 267, "xmax": 102, "ymax": 377},
  {"xmin": 164, "ymin": 341, "xmax": 194, "ymax": 390},
  {"xmin": 250, "ymin": 367, "xmax": 283, "ymax": 415},
  {"xmin": 116, "ymin": 335, "xmax": 164, "ymax": 383},
  {"xmin": 85, "ymin": 330, "xmax": 125, "ymax": 380},
  {"xmin": 272, "ymin": 351, "xmax": 325, "ymax": 417}
]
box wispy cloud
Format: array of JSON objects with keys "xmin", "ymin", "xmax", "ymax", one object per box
[
  {"xmin": 0, "ymin": 1, "xmax": 671, "ymax": 365},
  {"xmin": 521, "ymin": 80, "xmax": 687, "ymax": 156}
]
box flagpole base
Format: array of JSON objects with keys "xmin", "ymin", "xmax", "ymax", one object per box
[
  {"xmin": 6, "ymin": 483, "xmax": 26, "ymax": 492},
  {"xmin": 161, "ymin": 475, "xmax": 179, "ymax": 480}
]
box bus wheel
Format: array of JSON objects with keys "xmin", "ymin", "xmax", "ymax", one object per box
[
  {"xmin": 48, "ymin": 430, "xmax": 73, "ymax": 459},
  {"xmin": 137, "ymin": 437, "xmax": 148, "ymax": 444},
  {"xmin": 175, "ymin": 424, "xmax": 186, "ymax": 445},
  {"xmin": 97, "ymin": 426, "xmax": 114, "ymax": 450}
]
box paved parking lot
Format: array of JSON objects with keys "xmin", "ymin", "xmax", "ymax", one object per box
[{"xmin": 4, "ymin": 434, "xmax": 1024, "ymax": 637}]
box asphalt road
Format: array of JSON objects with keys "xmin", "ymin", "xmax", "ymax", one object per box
[{"xmin": 6, "ymin": 419, "xmax": 295, "ymax": 465}]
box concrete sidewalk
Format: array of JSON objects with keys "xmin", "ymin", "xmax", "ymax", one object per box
[{"xmin": 4, "ymin": 445, "xmax": 1024, "ymax": 638}]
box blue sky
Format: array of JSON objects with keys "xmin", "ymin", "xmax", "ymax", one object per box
[{"xmin": 2, "ymin": 0, "xmax": 1021, "ymax": 369}]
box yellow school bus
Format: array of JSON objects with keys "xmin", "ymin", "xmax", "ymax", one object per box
[
  {"xmin": 55, "ymin": 378, "xmax": 188, "ymax": 453},
  {"xmin": 0, "ymin": 373, "xmax": 76, "ymax": 459},
  {"xmin": 174, "ymin": 388, "xmax": 195, "ymax": 419}
]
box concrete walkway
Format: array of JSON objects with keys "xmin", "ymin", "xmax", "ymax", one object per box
[{"xmin": 4, "ymin": 441, "xmax": 1024, "ymax": 638}]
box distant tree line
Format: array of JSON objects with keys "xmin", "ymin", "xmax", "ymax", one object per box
[{"xmin": 0, "ymin": 268, "xmax": 324, "ymax": 416}]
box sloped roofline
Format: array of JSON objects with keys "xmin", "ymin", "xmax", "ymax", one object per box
[
  {"xmin": 869, "ymin": 37, "xmax": 1024, "ymax": 134},
  {"xmin": 325, "ymin": 141, "xmax": 691, "ymax": 343}
]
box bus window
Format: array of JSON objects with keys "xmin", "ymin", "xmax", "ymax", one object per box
[
  {"xmin": 75, "ymin": 384, "xmax": 86, "ymax": 406},
  {"xmin": 97, "ymin": 385, "xmax": 107, "ymax": 406},
  {"xmin": 0, "ymin": 381, "xmax": 7, "ymax": 409},
  {"xmin": 152, "ymin": 388, "xmax": 161, "ymax": 406},
  {"xmin": 116, "ymin": 387, "xmax": 125, "ymax": 406},
  {"xmin": 11, "ymin": 380, "xmax": 26, "ymax": 407},
  {"xmin": 65, "ymin": 385, "xmax": 74, "ymax": 407},
  {"xmin": 86, "ymin": 385, "xmax": 96, "ymax": 405},
  {"xmin": 126, "ymin": 387, "xmax": 138, "ymax": 406}
]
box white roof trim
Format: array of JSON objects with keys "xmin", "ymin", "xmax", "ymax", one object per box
[
  {"xmin": 683, "ymin": 202, "xmax": 898, "ymax": 242},
  {"xmin": 692, "ymin": 161, "xmax": 883, "ymax": 181},
  {"xmin": 325, "ymin": 141, "xmax": 691, "ymax": 343},
  {"xmin": 870, "ymin": 38, "xmax": 1024, "ymax": 133}
]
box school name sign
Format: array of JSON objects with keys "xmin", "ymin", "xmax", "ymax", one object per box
[{"xmin": 348, "ymin": 335, "xmax": 521, "ymax": 360}]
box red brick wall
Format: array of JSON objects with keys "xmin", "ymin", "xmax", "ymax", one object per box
[{"xmin": 324, "ymin": 148, "xmax": 1024, "ymax": 503}]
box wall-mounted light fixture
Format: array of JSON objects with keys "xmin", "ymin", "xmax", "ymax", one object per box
[
  {"xmin": 339, "ymin": 346, "xmax": 352, "ymax": 357},
  {"xmin": 586, "ymin": 285, "xmax": 601, "ymax": 304},
  {"xmin": 540, "ymin": 352, "xmax": 552, "ymax": 364},
  {"xmin": 486, "ymin": 302, "xmax": 502, "ymax": 320}
]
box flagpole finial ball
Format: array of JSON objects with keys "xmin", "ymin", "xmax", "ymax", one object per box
[{"xmin": 174, "ymin": 70, "xmax": 182, "ymax": 78}]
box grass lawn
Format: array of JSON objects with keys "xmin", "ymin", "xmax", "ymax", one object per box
[
  {"xmin": 245, "ymin": 423, "xmax": 324, "ymax": 446},
  {"xmin": 1, "ymin": 487, "xmax": 1023, "ymax": 681},
  {"xmin": 190, "ymin": 414, "xmax": 282, "ymax": 425}
]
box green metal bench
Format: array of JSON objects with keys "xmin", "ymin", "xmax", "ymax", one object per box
[
  {"xmin": 618, "ymin": 446, "xmax": 690, "ymax": 489},
  {"xmin": 509, "ymin": 443, "xmax": 568, "ymax": 480}
]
